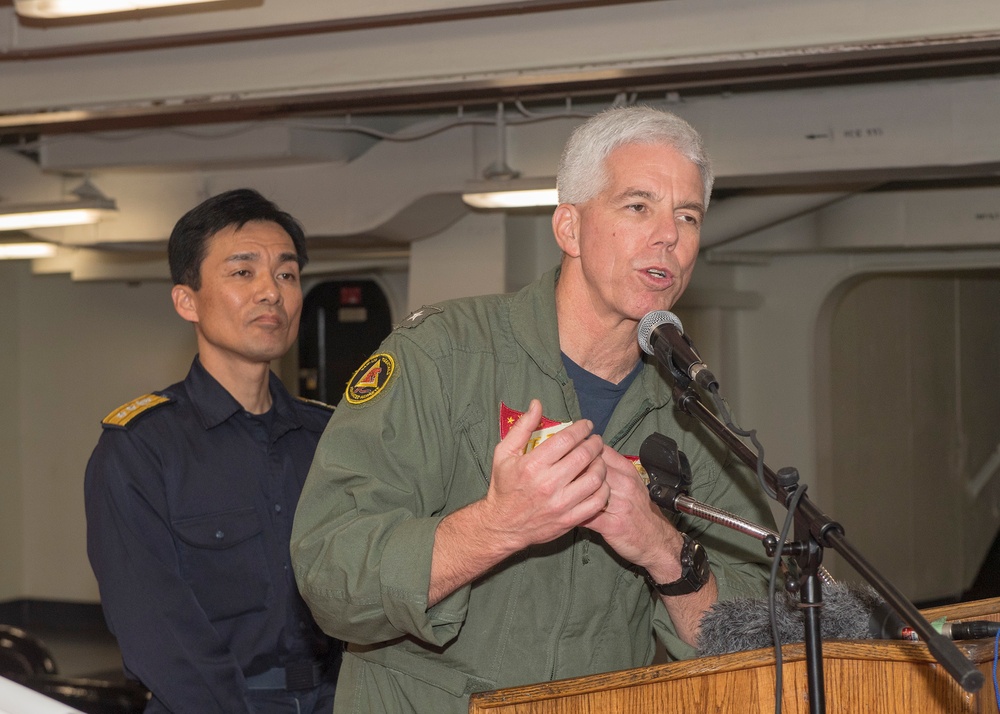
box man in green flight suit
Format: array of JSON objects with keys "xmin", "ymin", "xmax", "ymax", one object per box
[{"xmin": 291, "ymin": 105, "xmax": 776, "ymax": 714}]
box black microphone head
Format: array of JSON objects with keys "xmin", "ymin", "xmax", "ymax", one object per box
[
  {"xmin": 697, "ymin": 583, "xmax": 885, "ymax": 657},
  {"xmin": 637, "ymin": 310, "xmax": 683, "ymax": 355}
]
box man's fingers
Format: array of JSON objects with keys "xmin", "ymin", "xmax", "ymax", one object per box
[
  {"xmin": 498, "ymin": 400, "xmax": 598, "ymax": 466},
  {"xmin": 497, "ymin": 399, "xmax": 544, "ymax": 457}
]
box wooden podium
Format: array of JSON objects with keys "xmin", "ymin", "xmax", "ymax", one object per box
[{"xmin": 469, "ymin": 597, "xmax": 1000, "ymax": 714}]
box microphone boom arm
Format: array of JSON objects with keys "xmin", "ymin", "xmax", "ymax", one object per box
[{"xmin": 674, "ymin": 495, "xmax": 837, "ymax": 587}]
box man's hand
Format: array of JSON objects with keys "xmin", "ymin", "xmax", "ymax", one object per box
[
  {"xmin": 482, "ymin": 399, "xmax": 610, "ymax": 552},
  {"xmin": 583, "ymin": 445, "xmax": 682, "ymax": 571},
  {"xmin": 428, "ymin": 400, "xmax": 609, "ymax": 606},
  {"xmin": 584, "ymin": 445, "xmax": 717, "ymax": 646}
]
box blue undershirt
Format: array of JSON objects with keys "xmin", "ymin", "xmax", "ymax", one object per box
[{"xmin": 562, "ymin": 353, "xmax": 643, "ymax": 436}]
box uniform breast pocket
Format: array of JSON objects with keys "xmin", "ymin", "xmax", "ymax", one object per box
[
  {"xmin": 456, "ymin": 402, "xmax": 491, "ymax": 490},
  {"xmin": 172, "ymin": 507, "xmax": 273, "ymax": 621}
]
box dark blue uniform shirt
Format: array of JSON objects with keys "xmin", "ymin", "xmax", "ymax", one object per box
[{"xmin": 85, "ymin": 357, "xmax": 339, "ymax": 713}]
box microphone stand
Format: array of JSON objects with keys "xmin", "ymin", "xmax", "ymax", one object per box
[{"xmin": 666, "ymin": 382, "xmax": 984, "ymax": 712}]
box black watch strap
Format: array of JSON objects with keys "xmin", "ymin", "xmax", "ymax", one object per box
[{"xmin": 645, "ymin": 533, "xmax": 710, "ymax": 597}]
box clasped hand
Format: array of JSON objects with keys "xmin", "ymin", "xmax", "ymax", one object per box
[{"xmin": 484, "ymin": 399, "xmax": 678, "ymax": 568}]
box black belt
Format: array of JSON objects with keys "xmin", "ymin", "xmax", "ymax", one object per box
[{"xmin": 245, "ymin": 661, "xmax": 325, "ymax": 691}]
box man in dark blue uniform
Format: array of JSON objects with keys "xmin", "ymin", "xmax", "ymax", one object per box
[{"xmin": 85, "ymin": 189, "xmax": 340, "ymax": 713}]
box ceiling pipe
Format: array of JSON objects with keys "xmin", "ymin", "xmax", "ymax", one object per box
[
  {"xmin": 701, "ymin": 192, "xmax": 858, "ymax": 250},
  {"xmin": 3, "ymin": 33, "xmax": 1000, "ymax": 136}
]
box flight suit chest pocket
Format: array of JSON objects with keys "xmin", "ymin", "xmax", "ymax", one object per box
[
  {"xmin": 456, "ymin": 403, "xmax": 491, "ymax": 487},
  {"xmin": 172, "ymin": 506, "xmax": 273, "ymax": 621}
]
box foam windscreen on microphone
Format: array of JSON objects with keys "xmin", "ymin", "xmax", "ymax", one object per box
[{"xmin": 696, "ymin": 583, "xmax": 885, "ymax": 657}]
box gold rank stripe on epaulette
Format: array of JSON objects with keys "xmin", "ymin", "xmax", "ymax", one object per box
[
  {"xmin": 296, "ymin": 396, "xmax": 335, "ymax": 412},
  {"xmin": 102, "ymin": 394, "xmax": 172, "ymax": 428}
]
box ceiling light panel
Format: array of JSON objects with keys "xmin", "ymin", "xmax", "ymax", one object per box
[{"xmin": 14, "ymin": 0, "xmax": 227, "ymax": 19}]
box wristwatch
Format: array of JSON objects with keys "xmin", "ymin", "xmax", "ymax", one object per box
[{"xmin": 645, "ymin": 533, "xmax": 710, "ymax": 596}]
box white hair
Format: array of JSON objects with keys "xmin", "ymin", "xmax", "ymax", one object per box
[{"xmin": 556, "ymin": 105, "xmax": 714, "ymax": 208}]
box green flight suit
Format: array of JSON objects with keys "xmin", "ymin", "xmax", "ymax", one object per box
[{"xmin": 291, "ymin": 268, "xmax": 775, "ymax": 714}]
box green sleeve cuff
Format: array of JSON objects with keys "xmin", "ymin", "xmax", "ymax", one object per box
[{"xmin": 381, "ymin": 516, "xmax": 470, "ymax": 645}]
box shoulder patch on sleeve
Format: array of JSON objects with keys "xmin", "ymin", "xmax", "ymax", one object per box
[
  {"xmin": 296, "ymin": 396, "xmax": 335, "ymax": 412},
  {"xmin": 101, "ymin": 393, "xmax": 172, "ymax": 429},
  {"xmin": 345, "ymin": 353, "xmax": 396, "ymax": 405},
  {"xmin": 396, "ymin": 305, "xmax": 443, "ymax": 329}
]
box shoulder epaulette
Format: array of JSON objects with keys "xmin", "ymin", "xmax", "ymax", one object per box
[
  {"xmin": 395, "ymin": 305, "xmax": 443, "ymax": 330},
  {"xmin": 296, "ymin": 396, "xmax": 335, "ymax": 412},
  {"xmin": 101, "ymin": 393, "xmax": 172, "ymax": 429}
]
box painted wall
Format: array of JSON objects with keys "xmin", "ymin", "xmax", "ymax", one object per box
[
  {"xmin": 728, "ymin": 244, "xmax": 1000, "ymax": 600},
  {"xmin": 827, "ymin": 272, "xmax": 1000, "ymax": 602},
  {"xmin": 408, "ymin": 212, "xmax": 508, "ymax": 310},
  {"xmin": 0, "ymin": 261, "xmax": 25, "ymax": 602},
  {"xmin": 8, "ymin": 270, "xmax": 195, "ymax": 601}
]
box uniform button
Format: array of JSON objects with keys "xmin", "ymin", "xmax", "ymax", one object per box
[
  {"xmin": 215, "ymin": 530, "xmax": 225, "ymax": 540},
  {"xmin": 274, "ymin": 504, "xmax": 282, "ymax": 513}
]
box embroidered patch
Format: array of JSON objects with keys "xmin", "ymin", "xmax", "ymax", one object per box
[
  {"xmin": 628, "ymin": 456, "xmax": 650, "ymax": 485},
  {"xmin": 498, "ymin": 403, "xmax": 645, "ymax": 466},
  {"xmin": 498, "ymin": 402, "xmax": 572, "ymax": 454},
  {"xmin": 345, "ymin": 353, "xmax": 396, "ymax": 405},
  {"xmin": 102, "ymin": 393, "xmax": 171, "ymax": 429}
]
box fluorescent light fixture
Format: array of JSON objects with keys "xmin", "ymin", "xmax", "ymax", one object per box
[
  {"xmin": 0, "ymin": 242, "xmax": 59, "ymax": 260},
  {"xmin": 462, "ymin": 177, "xmax": 559, "ymax": 210},
  {"xmin": 0, "ymin": 207, "xmax": 112, "ymax": 231},
  {"xmin": 0, "ymin": 179, "xmax": 117, "ymax": 232},
  {"xmin": 14, "ymin": 0, "xmax": 226, "ymax": 18}
]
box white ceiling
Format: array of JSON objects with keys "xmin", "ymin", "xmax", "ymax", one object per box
[{"xmin": 2, "ymin": 0, "xmax": 1000, "ymax": 279}]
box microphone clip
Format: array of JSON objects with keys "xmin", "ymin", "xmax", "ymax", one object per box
[{"xmin": 639, "ymin": 432, "xmax": 693, "ymax": 512}]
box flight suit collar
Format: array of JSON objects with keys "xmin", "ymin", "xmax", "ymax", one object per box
[
  {"xmin": 508, "ymin": 267, "xmax": 673, "ymax": 413},
  {"xmin": 508, "ymin": 266, "xmax": 565, "ymax": 381}
]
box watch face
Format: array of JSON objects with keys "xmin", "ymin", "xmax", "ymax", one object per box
[
  {"xmin": 680, "ymin": 548, "xmax": 692, "ymax": 567},
  {"xmin": 691, "ymin": 542, "xmax": 711, "ymax": 584},
  {"xmin": 645, "ymin": 536, "xmax": 710, "ymax": 596}
]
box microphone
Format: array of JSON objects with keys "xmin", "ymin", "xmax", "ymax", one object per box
[
  {"xmin": 637, "ymin": 310, "xmax": 719, "ymax": 390},
  {"xmin": 697, "ymin": 583, "xmax": 1000, "ymax": 657},
  {"xmin": 869, "ymin": 601, "xmax": 1000, "ymax": 641}
]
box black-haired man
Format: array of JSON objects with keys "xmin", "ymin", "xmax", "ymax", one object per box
[{"xmin": 86, "ymin": 188, "xmax": 340, "ymax": 713}]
